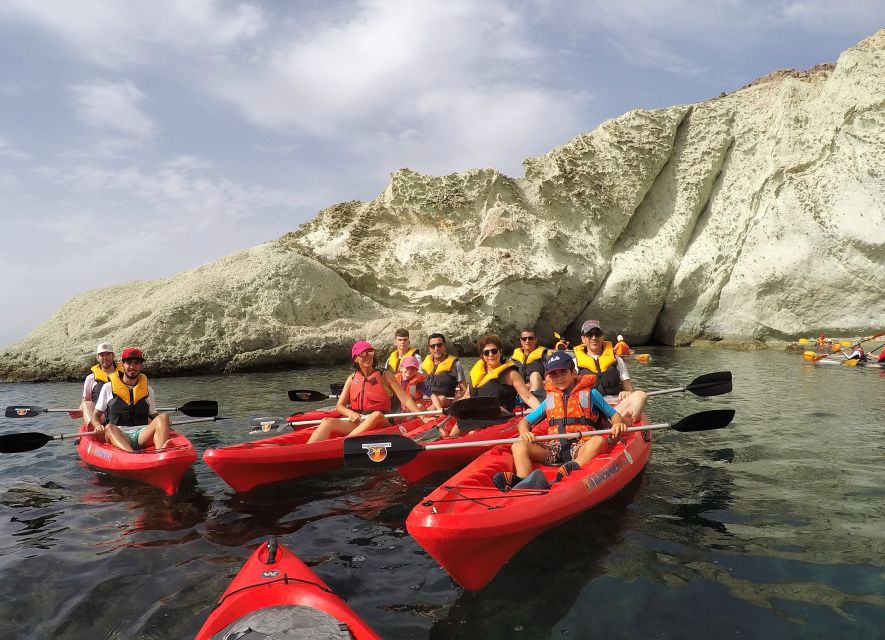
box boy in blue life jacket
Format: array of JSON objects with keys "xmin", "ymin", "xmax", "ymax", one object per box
[{"xmin": 492, "ymin": 350, "xmax": 626, "ymax": 491}]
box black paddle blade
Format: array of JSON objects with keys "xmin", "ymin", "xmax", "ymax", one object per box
[
  {"xmin": 672, "ymin": 409, "xmax": 735, "ymax": 433},
  {"xmin": 330, "ymin": 382, "xmax": 345, "ymax": 396},
  {"xmin": 686, "ymin": 371, "xmax": 733, "ymax": 397},
  {"xmin": 446, "ymin": 397, "xmax": 501, "ymax": 420},
  {"xmin": 5, "ymin": 406, "xmax": 44, "ymax": 418},
  {"xmin": 0, "ymin": 432, "xmax": 54, "ymax": 453},
  {"xmin": 288, "ymin": 389, "xmax": 329, "ymax": 402},
  {"xmin": 343, "ymin": 433, "xmax": 423, "ymax": 468},
  {"xmin": 178, "ymin": 400, "xmax": 219, "ymax": 417},
  {"xmin": 456, "ymin": 414, "xmax": 516, "ymax": 433}
]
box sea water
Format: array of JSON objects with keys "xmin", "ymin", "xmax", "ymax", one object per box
[{"xmin": 0, "ymin": 348, "xmax": 882, "ymax": 639}]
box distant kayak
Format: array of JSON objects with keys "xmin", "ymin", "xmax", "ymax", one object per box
[
  {"xmin": 76, "ymin": 424, "xmax": 197, "ymax": 495},
  {"xmin": 812, "ymin": 358, "xmax": 884, "ymax": 369},
  {"xmin": 194, "ymin": 538, "xmax": 380, "ymax": 639}
]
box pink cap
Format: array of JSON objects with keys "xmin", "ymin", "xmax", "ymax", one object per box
[
  {"xmin": 351, "ymin": 340, "xmax": 374, "ymax": 357},
  {"xmin": 401, "ymin": 355, "xmax": 420, "ymax": 369}
]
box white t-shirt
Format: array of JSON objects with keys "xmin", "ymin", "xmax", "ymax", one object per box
[
  {"xmin": 82, "ymin": 373, "xmax": 97, "ymax": 400},
  {"xmin": 94, "ymin": 381, "xmax": 157, "ymax": 424}
]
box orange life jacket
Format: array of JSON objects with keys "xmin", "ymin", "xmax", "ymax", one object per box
[
  {"xmin": 543, "ymin": 374, "xmax": 604, "ymax": 440},
  {"xmin": 613, "ymin": 341, "xmax": 630, "ymax": 356},
  {"xmin": 395, "ymin": 371, "xmax": 427, "ymax": 400},
  {"xmin": 349, "ymin": 369, "xmax": 391, "ymax": 413}
]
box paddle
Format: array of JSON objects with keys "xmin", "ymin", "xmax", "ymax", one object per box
[
  {"xmin": 249, "ymin": 397, "xmax": 501, "ymax": 434},
  {"xmin": 0, "ymin": 415, "xmax": 230, "ymax": 454},
  {"xmin": 645, "ymin": 371, "xmax": 732, "ymax": 398},
  {"xmin": 4, "ymin": 400, "xmax": 218, "ymax": 420},
  {"xmin": 344, "ymin": 409, "xmax": 735, "ymax": 468}
]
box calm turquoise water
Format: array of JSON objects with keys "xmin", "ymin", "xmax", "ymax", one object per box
[{"xmin": 0, "ymin": 349, "xmax": 882, "ymax": 639}]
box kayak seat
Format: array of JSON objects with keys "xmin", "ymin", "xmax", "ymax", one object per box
[{"xmin": 210, "ymin": 604, "xmax": 354, "ymax": 639}]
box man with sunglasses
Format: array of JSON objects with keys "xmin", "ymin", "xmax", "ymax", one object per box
[
  {"xmin": 510, "ymin": 329, "xmax": 548, "ymax": 393},
  {"xmin": 420, "ymin": 333, "xmax": 467, "ymax": 412},
  {"xmin": 573, "ymin": 320, "xmax": 647, "ymax": 425}
]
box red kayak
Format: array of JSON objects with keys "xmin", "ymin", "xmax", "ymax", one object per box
[
  {"xmin": 195, "ymin": 538, "xmax": 380, "ymax": 639},
  {"xmin": 76, "ymin": 424, "xmax": 197, "ymax": 495},
  {"xmin": 406, "ymin": 423, "xmax": 651, "ymax": 591},
  {"xmin": 204, "ymin": 416, "xmax": 434, "ymax": 492}
]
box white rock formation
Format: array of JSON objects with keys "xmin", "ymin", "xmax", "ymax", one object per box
[{"xmin": 1, "ymin": 30, "xmax": 883, "ymax": 380}]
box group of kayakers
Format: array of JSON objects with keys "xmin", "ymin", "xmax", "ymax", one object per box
[
  {"xmin": 815, "ymin": 332, "xmax": 884, "ymax": 363},
  {"xmin": 307, "ymin": 322, "xmax": 647, "ymax": 489},
  {"xmin": 80, "ymin": 343, "xmax": 172, "ymax": 452}
]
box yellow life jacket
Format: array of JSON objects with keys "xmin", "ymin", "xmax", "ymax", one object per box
[
  {"xmin": 421, "ymin": 354, "xmax": 456, "ymax": 375},
  {"xmin": 91, "ymin": 363, "xmax": 122, "ymax": 383},
  {"xmin": 510, "ymin": 346, "xmax": 547, "ymax": 365},
  {"xmin": 110, "ymin": 372, "xmax": 149, "ymax": 405},
  {"xmin": 469, "ymin": 360, "xmax": 517, "ymax": 389},
  {"xmin": 386, "ymin": 347, "xmax": 418, "ymax": 372},
  {"xmin": 106, "ymin": 372, "xmax": 151, "ymax": 427},
  {"xmin": 574, "ymin": 342, "xmax": 616, "ymax": 373}
]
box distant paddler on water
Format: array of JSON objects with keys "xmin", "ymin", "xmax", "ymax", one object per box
[{"xmin": 307, "ymin": 341, "xmax": 427, "ymax": 444}]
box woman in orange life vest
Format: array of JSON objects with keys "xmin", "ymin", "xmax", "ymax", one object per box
[
  {"xmin": 307, "ymin": 341, "xmax": 425, "ymax": 444},
  {"xmin": 492, "ymin": 350, "xmax": 626, "ymax": 491},
  {"xmin": 395, "ymin": 355, "xmax": 428, "ymax": 402}
]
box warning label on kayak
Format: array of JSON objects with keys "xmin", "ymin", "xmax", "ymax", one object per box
[{"xmin": 583, "ymin": 459, "xmax": 622, "ymax": 491}]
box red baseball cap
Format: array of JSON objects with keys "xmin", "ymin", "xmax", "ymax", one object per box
[
  {"xmin": 351, "ymin": 340, "xmax": 374, "ymax": 357},
  {"xmin": 120, "ymin": 347, "xmax": 145, "ymax": 362}
]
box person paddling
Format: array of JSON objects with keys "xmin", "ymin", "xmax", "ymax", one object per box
[
  {"xmin": 613, "ymin": 334, "xmax": 631, "ymax": 357},
  {"xmin": 90, "ymin": 347, "xmax": 172, "ymax": 451},
  {"xmin": 307, "ymin": 341, "xmax": 425, "ymax": 444},
  {"xmin": 420, "ymin": 333, "xmax": 467, "ymax": 412},
  {"xmin": 80, "ymin": 342, "xmax": 123, "ymax": 424},
  {"xmin": 573, "ymin": 320, "xmax": 647, "ymax": 425},
  {"xmin": 510, "ymin": 329, "xmax": 548, "ymax": 393},
  {"xmin": 844, "ymin": 343, "xmax": 868, "ymax": 362},
  {"xmin": 492, "ymin": 350, "xmax": 626, "ymax": 491},
  {"xmin": 385, "ymin": 328, "xmax": 419, "ymax": 372}
]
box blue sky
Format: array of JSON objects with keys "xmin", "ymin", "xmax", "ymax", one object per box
[{"xmin": 0, "ymin": 1, "xmax": 882, "ymax": 346}]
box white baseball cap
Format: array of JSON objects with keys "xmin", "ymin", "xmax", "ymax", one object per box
[
  {"xmin": 96, "ymin": 343, "xmax": 114, "ymax": 355},
  {"xmin": 617, "ymin": 335, "xmax": 624, "ymax": 341}
]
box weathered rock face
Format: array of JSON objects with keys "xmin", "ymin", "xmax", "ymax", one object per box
[{"xmin": 1, "ymin": 31, "xmax": 883, "ymax": 380}]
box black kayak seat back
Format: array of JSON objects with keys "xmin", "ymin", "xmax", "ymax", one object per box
[{"xmin": 210, "ymin": 604, "xmax": 353, "ymax": 639}]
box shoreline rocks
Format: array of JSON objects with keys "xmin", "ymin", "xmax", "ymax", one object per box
[{"xmin": 2, "ymin": 30, "xmax": 884, "ymax": 381}]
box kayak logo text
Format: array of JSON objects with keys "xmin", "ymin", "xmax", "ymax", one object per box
[
  {"xmin": 261, "ymin": 570, "xmax": 280, "ymax": 578},
  {"xmin": 361, "ymin": 442, "xmax": 392, "ymax": 463}
]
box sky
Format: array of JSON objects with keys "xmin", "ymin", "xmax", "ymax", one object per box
[{"xmin": 0, "ymin": 0, "xmax": 882, "ymax": 347}]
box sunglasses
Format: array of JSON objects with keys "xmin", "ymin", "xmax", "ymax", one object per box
[
  {"xmin": 519, "ymin": 336, "xmax": 536, "ymax": 341},
  {"xmin": 356, "ymin": 349, "xmax": 375, "ymax": 356},
  {"xmin": 583, "ymin": 329, "xmax": 604, "ymax": 338},
  {"xmin": 481, "ymin": 348, "xmax": 500, "ymax": 357},
  {"xmin": 428, "ymin": 343, "xmax": 445, "ymax": 349}
]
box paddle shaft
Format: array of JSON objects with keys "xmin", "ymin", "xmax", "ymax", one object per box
[
  {"xmin": 287, "ymin": 408, "xmax": 442, "ymax": 426},
  {"xmin": 49, "ymin": 415, "xmax": 227, "ymax": 440},
  {"xmin": 420, "ymin": 422, "xmax": 675, "ymax": 451}
]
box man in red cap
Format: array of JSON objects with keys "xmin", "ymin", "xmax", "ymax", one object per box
[
  {"xmin": 90, "ymin": 347, "xmax": 172, "ymax": 451},
  {"xmin": 79, "ymin": 342, "xmax": 122, "ymax": 424}
]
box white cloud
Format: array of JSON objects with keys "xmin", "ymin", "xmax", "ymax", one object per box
[
  {"xmin": 70, "ymin": 79, "xmax": 158, "ymax": 151},
  {"xmin": 0, "ymin": 0, "xmax": 266, "ymax": 67},
  {"xmin": 0, "ymin": 80, "xmax": 22, "ymax": 95},
  {"xmin": 0, "ymin": 138, "xmax": 31, "ymax": 160}
]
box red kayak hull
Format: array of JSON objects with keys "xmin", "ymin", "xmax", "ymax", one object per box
[
  {"xmin": 406, "ymin": 425, "xmax": 652, "ymax": 591},
  {"xmin": 75, "ymin": 424, "xmax": 197, "ymax": 495},
  {"xmin": 396, "ymin": 415, "xmax": 523, "ymax": 484},
  {"xmin": 204, "ymin": 418, "xmax": 428, "ymax": 492},
  {"xmin": 195, "ymin": 540, "xmax": 380, "ymax": 640}
]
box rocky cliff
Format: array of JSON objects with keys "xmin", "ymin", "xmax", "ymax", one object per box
[{"xmin": 1, "ymin": 31, "xmax": 883, "ymax": 381}]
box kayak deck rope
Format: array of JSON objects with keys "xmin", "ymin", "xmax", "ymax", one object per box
[
  {"xmin": 211, "ymin": 572, "xmax": 335, "ymax": 610},
  {"xmin": 422, "ymin": 484, "xmax": 550, "ymax": 510}
]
